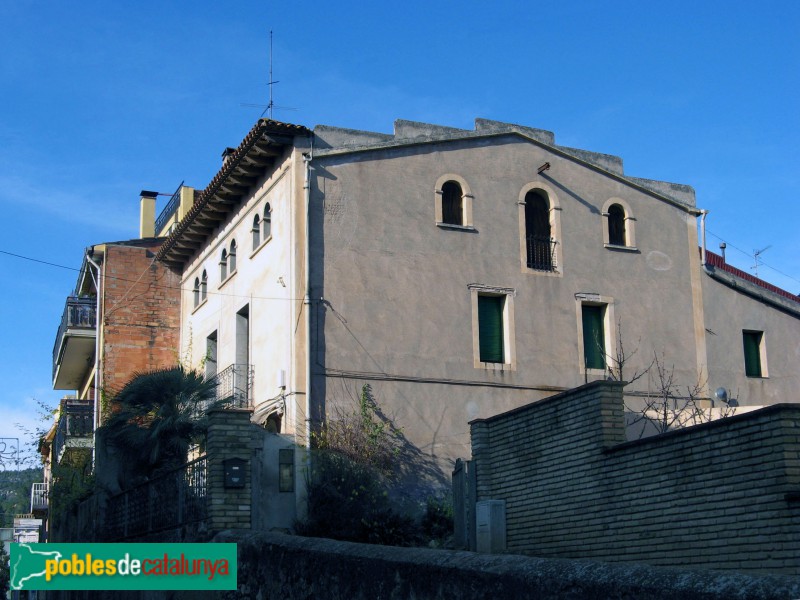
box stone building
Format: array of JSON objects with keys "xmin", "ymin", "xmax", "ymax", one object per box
[{"xmin": 154, "ymin": 117, "xmax": 799, "ymax": 497}]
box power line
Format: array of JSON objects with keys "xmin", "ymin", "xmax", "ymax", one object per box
[
  {"xmin": 706, "ymin": 230, "xmax": 800, "ymax": 288},
  {"xmin": 0, "ymin": 248, "xmax": 305, "ymax": 303}
]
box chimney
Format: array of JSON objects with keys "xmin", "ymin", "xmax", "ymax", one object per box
[
  {"xmin": 139, "ymin": 190, "xmax": 158, "ymax": 238},
  {"xmin": 221, "ymin": 147, "xmax": 236, "ymax": 167}
]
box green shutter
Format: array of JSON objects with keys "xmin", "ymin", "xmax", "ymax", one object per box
[
  {"xmin": 582, "ymin": 305, "xmax": 606, "ymax": 370},
  {"xmin": 743, "ymin": 331, "xmax": 762, "ymax": 377},
  {"xmin": 478, "ymin": 295, "xmax": 504, "ymax": 363}
]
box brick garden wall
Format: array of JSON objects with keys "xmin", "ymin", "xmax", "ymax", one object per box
[
  {"xmin": 101, "ymin": 242, "xmax": 181, "ymax": 395},
  {"xmin": 470, "ymin": 380, "xmax": 800, "ymax": 574}
]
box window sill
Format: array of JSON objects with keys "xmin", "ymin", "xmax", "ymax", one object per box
[
  {"xmin": 218, "ymin": 270, "xmax": 237, "ymax": 290},
  {"xmin": 745, "ymin": 375, "xmax": 768, "ymax": 379},
  {"xmin": 436, "ymin": 222, "xmax": 477, "ymax": 232},
  {"xmin": 582, "ymin": 367, "xmax": 608, "ymax": 377},
  {"xmin": 250, "ymin": 235, "xmax": 273, "ymax": 259},
  {"xmin": 604, "ymin": 244, "xmax": 639, "ymax": 253},
  {"xmin": 521, "ymin": 266, "xmax": 562, "ymax": 277},
  {"xmin": 192, "ymin": 298, "xmax": 208, "ymax": 314},
  {"xmin": 476, "ymin": 361, "xmax": 514, "ymax": 371}
]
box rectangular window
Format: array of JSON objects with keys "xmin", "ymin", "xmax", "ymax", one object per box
[
  {"xmin": 582, "ymin": 304, "xmax": 606, "ymax": 370},
  {"xmin": 205, "ymin": 332, "xmax": 218, "ymax": 380},
  {"xmin": 278, "ymin": 449, "xmax": 295, "ymax": 492},
  {"xmin": 478, "ymin": 295, "xmax": 505, "ymax": 363},
  {"xmin": 742, "ymin": 330, "xmax": 764, "ymax": 377}
]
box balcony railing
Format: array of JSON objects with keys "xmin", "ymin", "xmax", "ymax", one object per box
[
  {"xmin": 526, "ymin": 235, "xmax": 557, "ymax": 272},
  {"xmin": 195, "ymin": 364, "xmax": 254, "ymax": 417},
  {"xmin": 30, "ymin": 483, "xmax": 48, "ymax": 512},
  {"xmin": 53, "ymin": 400, "xmax": 93, "ymax": 464},
  {"xmin": 52, "ymin": 296, "xmax": 97, "ymax": 383},
  {"xmin": 154, "ymin": 181, "xmax": 184, "ymax": 235}
]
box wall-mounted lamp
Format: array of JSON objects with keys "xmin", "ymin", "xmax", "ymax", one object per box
[{"xmin": 537, "ymin": 162, "xmax": 551, "ymax": 174}]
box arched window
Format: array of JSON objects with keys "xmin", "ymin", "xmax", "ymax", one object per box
[
  {"xmin": 252, "ymin": 215, "xmax": 261, "ymax": 250},
  {"xmin": 263, "ymin": 203, "xmax": 272, "ymax": 239},
  {"xmin": 524, "ymin": 190, "xmax": 555, "ymax": 271},
  {"xmin": 193, "ymin": 277, "xmax": 200, "ymax": 308},
  {"xmin": 220, "ymin": 249, "xmax": 228, "ymax": 281},
  {"xmin": 229, "ymin": 240, "xmax": 237, "ymax": 273},
  {"xmin": 441, "ymin": 181, "xmax": 463, "ymax": 226},
  {"xmin": 607, "ymin": 204, "xmax": 626, "ymax": 246},
  {"xmin": 602, "ymin": 199, "xmax": 636, "ymax": 249},
  {"xmin": 201, "ymin": 270, "xmax": 207, "ymax": 301}
]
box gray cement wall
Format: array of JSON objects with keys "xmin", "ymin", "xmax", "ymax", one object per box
[{"xmin": 470, "ymin": 381, "xmax": 800, "ymax": 575}]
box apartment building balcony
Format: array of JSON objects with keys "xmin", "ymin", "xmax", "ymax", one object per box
[
  {"xmin": 30, "ymin": 483, "xmax": 48, "ymax": 513},
  {"xmin": 196, "ymin": 364, "xmax": 254, "ymax": 416},
  {"xmin": 52, "ymin": 296, "xmax": 97, "ymax": 390},
  {"xmin": 52, "ymin": 399, "xmax": 93, "ymax": 464}
]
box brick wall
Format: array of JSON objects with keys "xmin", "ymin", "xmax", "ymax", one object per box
[
  {"xmin": 101, "ymin": 242, "xmax": 181, "ymax": 395},
  {"xmin": 206, "ymin": 409, "xmax": 254, "ymax": 532},
  {"xmin": 470, "ymin": 381, "xmax": 800, "ymax": 574}
]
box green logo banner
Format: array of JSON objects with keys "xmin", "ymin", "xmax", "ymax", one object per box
[{"xmin": 10, "ymin": 543, "xmax": 237, "ymax": 591}]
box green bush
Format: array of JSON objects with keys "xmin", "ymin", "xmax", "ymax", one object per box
[
  {"xmin": 421, "ymin": 495, "xmax": 454, "ymax": 542},
  {"xmin": 297, "ymin": 451, "xmax": 421, "ymax": 546}
]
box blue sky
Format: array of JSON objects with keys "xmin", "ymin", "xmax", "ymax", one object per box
[{"xmin": 1, "ymin": 0, "xmax": 798, "ymax": 463}]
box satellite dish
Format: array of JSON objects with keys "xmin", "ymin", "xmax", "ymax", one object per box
[{"xmin": 714, "ymin": 387, "xmax": 728, "ymax": 403}]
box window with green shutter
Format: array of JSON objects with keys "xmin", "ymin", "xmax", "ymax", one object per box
[
  {"xmin": 582, "ymin": 304, "xmax": 606, "ymax": 370},
  {"xmin": 478, "ymin": 295, "xmax": 505, "ymax": 363},
  {"xmin": 742, "ymin": 331, "xmax": 763, "ymax": 377}
]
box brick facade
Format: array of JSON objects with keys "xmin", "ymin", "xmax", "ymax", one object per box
[
  {"xmin": 470, "ymin": 381, "xmax": 800, "ymax": 574},
  {"xmin": 101, "ymin": 242, "xmax": 181, "ymax": 395},
  {"xmin": 206, "ymin": 409, "xmax": 254, "ymax": 532}
]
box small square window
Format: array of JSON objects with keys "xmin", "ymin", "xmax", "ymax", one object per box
[{"xmin": 742, "ymin": 330, "xmax": 765, "ymax": 377}]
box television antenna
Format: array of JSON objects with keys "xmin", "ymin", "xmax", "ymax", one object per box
[
  {"xmin": 752, "ymin": 245, "xmax": 771, "ymax": 278},
  {"xmin": 240, "ymin": 30, "xmax": 297, "ymax": 119}
]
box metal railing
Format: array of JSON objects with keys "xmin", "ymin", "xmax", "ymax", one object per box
[
  {"xmin": 30, "ymin": 483, "xmax": 48, "ymax": 512},
  {"xmin": 52, "ymin": 296, "xmax": 97, "ymax": 378},
  {"xmin": 196, "ymin": 364, "xmax": 254, "ymax": 416},
  {"xmin": 526, "ymin": 235, "xmax": 557, "ymax": 272},
  {"xmin": 104, "ymin": 455, "xmax": 208, "ymax": 541},
  {"xmin": 53, "ymin": 400, "xmax": 93, "ymax": 464},
  {"xmin": 154, "ymin": 181, "xmax": 184, "ymax": 235}
]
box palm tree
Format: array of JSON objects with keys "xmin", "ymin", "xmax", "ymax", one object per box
[{"xmin": 98, "ymin": 366, "xmax": 218, "ymax": 489}]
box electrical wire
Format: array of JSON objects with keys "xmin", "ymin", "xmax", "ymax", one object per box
[{"xmin": 0, "ymin": 248, "xmax": 305, "ymax": 303}]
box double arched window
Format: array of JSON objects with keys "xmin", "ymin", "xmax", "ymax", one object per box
[
  {"xmin": 220, "ymin": 240, "xmax": 237, "ymax": 281},
  {"xmin": 194, "ymin": 270, "xmax": 208, "ymax": 308},
  {"xmin": 252, "ymin": 203, "xmax": 273, "ymax": 251}
]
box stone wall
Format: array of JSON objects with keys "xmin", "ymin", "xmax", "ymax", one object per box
[
  {"xmin": 470, "ymin": 380, "xmax": 800, "ymax": 574},
  {"xmin": 211, "ymin": 531, "xmax": 800, "ymax": 600}
]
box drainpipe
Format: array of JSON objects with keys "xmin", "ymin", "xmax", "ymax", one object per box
[
  {"xmin": 85, "ymin": 249, "xmax": 102, "ymax": 470},
  {"xmin": 700, "ymin": 209, "xmax": 708, "ymax": 267},
  {"xmin": 303, "ymin": 149, "xmax": 313, "ymax": 452}
]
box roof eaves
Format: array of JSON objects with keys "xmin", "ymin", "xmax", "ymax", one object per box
[{"xmin": 156, "ymin": 119, "xmax": 310, "ymax": 266}]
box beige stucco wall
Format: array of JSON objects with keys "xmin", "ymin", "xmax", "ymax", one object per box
[
  {"xmin": 180, "ymin": 149, "xmax": 308, "ymax": 439},
  {"xmin": 701, "ymin": 271, "xmax": 800, "ymax": 406},
  {"xmin": 309, "ymin": 134, "xmax": 705, "ymax": 490}
]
